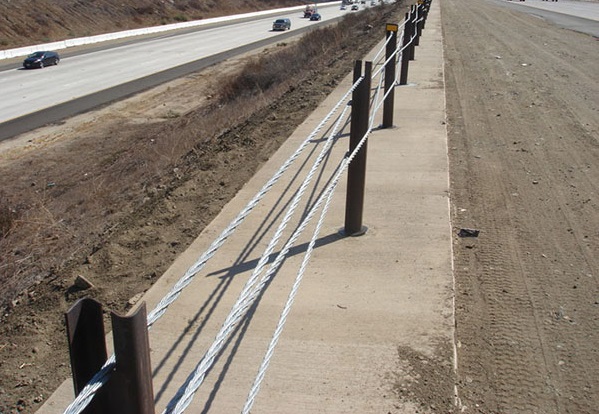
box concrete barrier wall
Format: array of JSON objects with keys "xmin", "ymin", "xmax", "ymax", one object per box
[{"xmin": 0, "ymin": 2, "xmax": 339, "ymax": 60}]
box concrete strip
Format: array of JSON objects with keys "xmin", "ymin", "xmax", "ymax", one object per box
[{"xmin": 37, "ymin": 1, "xmax": 454, "ymax": 413}]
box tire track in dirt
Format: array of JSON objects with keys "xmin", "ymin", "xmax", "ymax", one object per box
[{"xmin": 442, "ymin": 0, "xmax": 599, "ymax": 412}]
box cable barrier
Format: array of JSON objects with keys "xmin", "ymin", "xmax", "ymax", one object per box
[{"xmin": 62, "ymin": 1, "xmax": 433, "ymax": 413}]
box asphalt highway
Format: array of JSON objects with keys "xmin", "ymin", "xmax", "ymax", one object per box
[
  {"xmin": 498, "ymin": 0, "xmax": 599, "ymax": 36},
  {"xmin": 0, "ymin": 2, "xmax": 353, "ymax": 141}
]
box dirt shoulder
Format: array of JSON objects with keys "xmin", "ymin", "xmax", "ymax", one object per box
[{"xmin": 442, "ymin": 0, "xmax": 599, "ymax": 412}]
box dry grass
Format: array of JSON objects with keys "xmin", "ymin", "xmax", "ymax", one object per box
[
  {"xmin": 219, "ymin": 26, "xmax": 345, "ymax": 103},
  {"xmin": 0, "ymin": 195, "xmax": 17, "ymax": 238}
]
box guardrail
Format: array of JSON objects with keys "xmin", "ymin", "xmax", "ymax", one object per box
[{"xmin": 60, "ymin": 1, "xmax": 432, "ymax": 413}]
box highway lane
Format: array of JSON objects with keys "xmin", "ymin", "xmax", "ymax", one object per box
[
  {"xmin": 0, "ymin": 2, "xmax": 373, "ymax": 140},
  {"xmin": 498, "ymin": 0, "xmax": 599, "ymax": 36},
  {"xmin": 510, "ymin": 0, "xmax": 599, "ymax": 21}
]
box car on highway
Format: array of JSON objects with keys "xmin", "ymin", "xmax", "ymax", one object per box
[
  {"xmin": 310, "ymin": 13, "xmax": 322, "ymax": 21},
  {"xmin": 351, "ymin": 4, "xmax": 359, "ymax": 10},
  {"xmin": 272, "ymin": 18, "xmax": 291, "ymax": 31},
  {"xmin": 22, "ymin": 51, "xmax": 60, "ymax": 69},
  {"xmin": 340, "ymin": 4, "xmax": 347, "ymax": 10}
]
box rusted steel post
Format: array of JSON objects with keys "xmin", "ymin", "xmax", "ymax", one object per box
[
  {"xmin": 409, "ymin": 6, "xmax": 416, "ymax": 60},
  {"xmin": 344, "ymin": 60, "xmax": 371, "ymax": 236},
  {"xmin": 416, "ymin": 4, "xmax": 424, "ymax": 40},
  {"xmin": 421, "ymin": 2, "xmax": 429, "ymax": 29},
  {"xmin": 399, "ymin": 12, "xmax": 412, "ymax": 85},
  {"xmin": 414, "ymin": 6, "xmax": 421, "ymax": 47},
  {"xmin": 110, "ymin": 303, "xmax": 155, "ymax": 414},
  {"xmin": 65, "ymin": 298, "xmax": 110, "ymax": 414},
  {"xmin": 382, "ymin": 23, "xmax": 398, "ymax": 128}
]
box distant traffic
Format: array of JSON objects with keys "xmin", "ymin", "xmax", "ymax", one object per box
[{"xmin": 274, "ymin": 0, "xmax": 383, "ymax": 33}]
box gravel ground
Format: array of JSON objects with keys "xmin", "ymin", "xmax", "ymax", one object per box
[{"xmin": 443, "ymin": 0, "xmax": 599, "ymax": 412}]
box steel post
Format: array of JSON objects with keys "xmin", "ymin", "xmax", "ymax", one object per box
[
  {"xmin": 399, "ymin": 12, "xmax": 411, "ymax": 85},
  {"xmin": 409, "ymin": 7, "xmax": 416, "ymax": 60},
  {"xmin": 382, "ymin": 24, "xmax": 398, "ymax": 128},
  {"xmin": 110, "ymin": 303, "xmax": 155, "ymax": 414},
  {"xmin": 414, "ymin": 5, "xmax": 420, "ymax": 47},
  {"xmin": 344, "ymin": 60, "xmax": 371, "ymax": 236},
  {"xmin": 65, "ymin": 298, "xmax": 110, "ymax": 414}
]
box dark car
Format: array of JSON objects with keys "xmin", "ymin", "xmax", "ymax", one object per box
[
  {"xmin": 309, "ymin": 13, "xmax": 322, "ymax": 21},
  {"xmin": 23, "ymin": 51, "xmax": 60, "ymax": 69},
  {"xmin": 272, "ymin": 18, "xmax": 291, "ymax": 31}
]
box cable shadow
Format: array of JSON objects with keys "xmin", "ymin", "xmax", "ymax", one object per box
[
  {"xmin": 205, "ymin": 231, "xmax": 342, "ymax": 279},
  {"xmin": 152, "ymin": 269, "xmax": 235, "ymax": 402},
  {"xmin": 199, "ymin": 232, "xmax": 344, "ymax": 414},
  {"xmin": 153, "ymin": 231, "xmax": 342, "ymax": 405},
  {"xmin": 194, "ymin": 124, "xmax": 350, "ymax": 408},
  {"xmin": 152, "ymin": 106, "xmax": 350, "ymax": 404}
]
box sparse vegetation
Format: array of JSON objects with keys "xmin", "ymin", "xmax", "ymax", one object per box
[
  {"xmin": 219, "ymin": 25, "xmax": 345, "ymax": 103},
  {"xmin": 0, "ymin": 197, "xmax": 16, "ymax": 239}
]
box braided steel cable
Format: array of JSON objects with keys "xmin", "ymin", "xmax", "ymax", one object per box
[
  {"xmin": 62, "ymin": 75, "xmax": 362, "ymax": 414},
  {"xmin": 242, "ymin": 22, "xmax": 423, "ymax": 405},
  {"xmin": 241, "ymin": 163, "xmax": 340, "ymax": 414},
  {"xmin": 64, "ymin": 18, "xmax": 419, "ymax": 414},
  {"xmin": 62, "ymin": 356, "xmax": 116, "ymax": 414},
  {"xmin": 216, "ymin": 102, "xmax": 353, "ymax": 328},
  {"xmin": 242, "ymin": 25, "xmax": 419, "ymax": 410},
  {"xmin": 162, "ymin": 81, "xmax": 361, "ymax": 414},
  {"xmin": 163, "ymin": 33, "xmax": 414, "ymax": 412},
  {"xmin": 145, "ymin": 89, "xmax": 358, "ymax": 330},
  {"xmin": 370, "ymin": 66, "xmax": 386, "ymax": 125},
  {"xmin": 189, "ymin": 16, "xmax": 418, "ymax": 412},
  {"xmin": 370, "ymin": 44, "xmax": 406, "ymax": 131},
  {"xmin": 371, "ymin": 29, "xmax": 395, "ymax": 65},
  {"xmin": 371, "ymin": 18, "xmax": 407, "ymax": 67},
  {"xmin": 372, "ymin": 35, "xmax": 402, "ymax": 79},
  {"xmin": 370, "ymin": 27, "xmax": 415, "ymax": 126},
  {"xmin": 390, "ymin": 38, "xmax": 413, "ymax": 86},
  {"xmin": 242, "ymin": 100, "xmax": 376, "ymax": 413}
]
